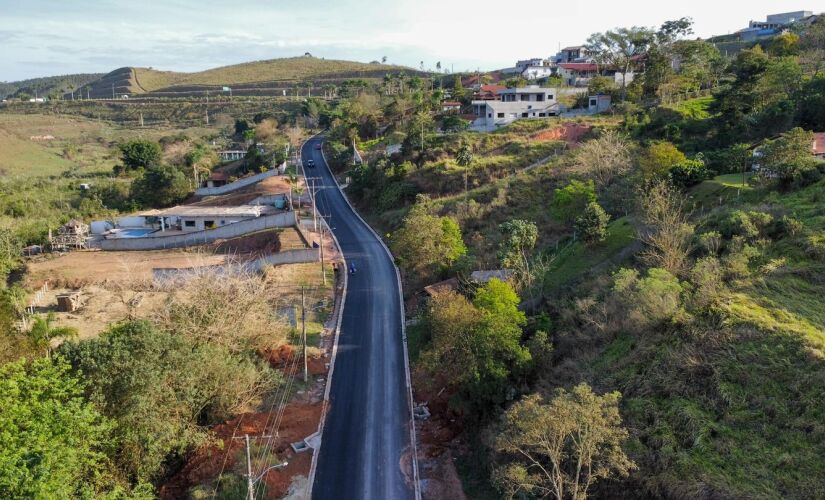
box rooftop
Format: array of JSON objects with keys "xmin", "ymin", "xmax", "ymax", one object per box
[
  {"xmin": 814, "ymin": 133, "xmax": 825, "ymax": 155},
  {"xmin": 137, "ymin": 205, "xmax": 276, "ymax": 218}
]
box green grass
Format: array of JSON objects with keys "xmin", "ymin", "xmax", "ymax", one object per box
[
  {"xmin": 689, "ymin": 172, "xmax": 756, "ymax": 211},
  {"xmin": 543, "ymin": 217, "xmax": 637, "ymax": 290},
  {"xmin": 128, "ymin": 57, "xmax": 420, "ymax": 93},
  {"xmin": 665, "ymin": 95, "xmax": 715, "ymax": 120}
]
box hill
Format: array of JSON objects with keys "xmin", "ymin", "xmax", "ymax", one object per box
[
  {"xmin": 79, "ymin": 57, "xmax": 425, "ymax": 98},
  {"xmin": 0, "ymin": 73, "xmax": 103, "ymax": 100}
]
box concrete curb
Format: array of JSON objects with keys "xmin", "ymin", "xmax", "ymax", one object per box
[{"xmin": 319, "ymin": 139, "xmax": 422, "ymax": 500}]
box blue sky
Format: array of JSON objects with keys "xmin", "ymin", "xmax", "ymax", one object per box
[{"xmin": 0, "ymin": 0, "xmax": 816, "ymax": 81}]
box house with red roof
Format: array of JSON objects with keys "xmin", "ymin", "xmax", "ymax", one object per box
[{"xmin": 558, "ymin": 62, "xmax": 636, "ymax": 87}]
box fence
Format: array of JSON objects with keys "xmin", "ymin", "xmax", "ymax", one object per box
[
  {"xmin": 194, "ymin": 168, "xmax": 282, "ymax": 196},
  {"xmin": 99, "ymin": 212, "xmax": 297, "ymax": 251}
]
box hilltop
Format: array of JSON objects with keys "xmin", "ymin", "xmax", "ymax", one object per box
[
  {"xmin": 73, "ymin": 57, "xmax": 425, "ymax": 98},
  {"xmin": 0, "ymin": 73, "xmax": 103, "ymax": 100}
]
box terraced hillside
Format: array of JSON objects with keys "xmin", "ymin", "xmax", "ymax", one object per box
[{"xmin": 81, "ymin": 57, "xmax": 424, "ymax": 98}]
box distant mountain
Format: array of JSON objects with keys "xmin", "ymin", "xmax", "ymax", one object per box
[
  {"xmin": 75, "ymin": 56, "xmax": 427, "ymax": 98},
  {"xmin": 0, "ymin": 74, "xmax": 103, "ymax": 100}
]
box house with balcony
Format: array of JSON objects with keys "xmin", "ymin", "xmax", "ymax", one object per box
[
  {"xmin": 558, "ymin": 63, "xmax": 635, "ymax": 87},
  {"xmin": 471, "ymin": 86, "xmax": 561, "ymax": 130}
]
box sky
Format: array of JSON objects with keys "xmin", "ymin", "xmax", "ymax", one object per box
[{"xmin": 0, "ymin": 0, "xmax": 818, "ymax": 81}]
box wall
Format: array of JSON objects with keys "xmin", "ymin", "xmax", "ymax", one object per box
[
  {"xmin": 194, "ymin": 168, "xmax": 280, "ymax": 196},
  {"xmin": 98, "ymin": 212, "xmax": 296, "ymax": 251},
  {"xmin": 152, "ymin": 247, "xmax": 320, "ymax": 281}
]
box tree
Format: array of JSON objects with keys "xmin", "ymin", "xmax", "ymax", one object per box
[
  {"xmin": 769, "ymin": 31, "xmax": 800, "ymax": 57},
  {"xmin": 637, "ymin": 141, "xmax": 687, "ymax": 180},
  {"xmin": 494, "ymin": 384, "xmax": 635, "ymax": 500},
  {"xmin": 59, "ymin": 320, "xmax": 278, "ymax": 483},
  {"xmin": 130, "ymin": 164, "xmax": 191, "ymax": 208},
  {"xmin": 613, "ymin": 267, "xmax": 685, "ymax": 326},
  {"xmin": 572, "ymin": 131, "xmax": 632, "ymax": 187},
  {"xmin": 800, "ymin": 16, "xmax": 825, "ymax": 75},
  {"xmin": 758, "ymin": 127, "xmax": 817, "ymax": 185},
  {"xmin": 456, "ymin": 144, "xmax": 474, "ymax": 204},
  {"xmin": 575, "ymin": 202, "xmax": 610, "ymax": 244},
  {"xmin": 452, "ymin": 77, "xmax": 466, "ymax": 100},
  {"xmin": 0, "ymin": 358, "xmax": 115, "ymax": 498},
  {"xmin": 28, "ymin": 313, "xmax": 77, "ymax": 357},
  {"xmin": 587, "ymin": 27, "xmax": 655, "ymax": 99},
  {"xmin": 419, "ymin": 281, "xmax": 530, "ymax": 416},
  {"xmin": 382, "ymin": 55, "xmax": 388, "ymax": 64},
  {"xmin": 391, "ymin": 196, "xmax": 466, "ymax": 281},
  {"xmin": 637, "ymin": 180, "xmax": 694, "ymax": 276},
  {"xmin": 118, "ymin": 139, "xmax": 161, "ymax": 171},
  {"xmin": 551, "ymin": 180, "xmax": 596, "ymax": 224},
  {"xmin": 498, "ymin": 219, "xmax": 539, "ymax": 293}
]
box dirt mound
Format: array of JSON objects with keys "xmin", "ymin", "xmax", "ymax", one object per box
[
  {"xmin": 532, "ymin": 122, "xmax": 592, "ymax": 146},
  {"xmin": 211, "ymin": 230, "xmax": 281, "ymax": 257}
]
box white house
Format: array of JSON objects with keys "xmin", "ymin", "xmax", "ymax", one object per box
[
  {"xmin": 471, "ymin": 86, "xmax": 561, "ymax": 130},
  {"xmin": 558, "ymin": 63, "xmax": 634, "ymax": 87},
  {"xmin": 128, "ymin": 205, "xmax": 276, "ymax": 234},
  {"xmin": 522, "ymin": 65, "xmax": 556, "ymax": 80}
]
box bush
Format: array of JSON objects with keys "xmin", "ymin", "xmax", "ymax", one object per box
[
  {"xmin": 118, "ymin": 140, "xmax": 161, "ymax": 171},
  {"xmin": 613, "ymin": 267, "xmax": 685, "ymax": 327},
  {"xmin": 575, "ymin": 201, "xmax": 610, "ymax": 244},
  {"xmin": 669, "ymin": 158, "xmax": 711, "ymax": 188},
  {"xmin": 130, "ymin": 165, "xmax": 191, "ymax": 208},
  {"xmin": 551, "ymin": 179, "xmax": 596, "ymax": 224}
]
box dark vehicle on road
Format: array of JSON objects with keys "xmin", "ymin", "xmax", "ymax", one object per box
[{"xmin": 306, "ymin": 159, "xmax": 315, "ymax": 168}]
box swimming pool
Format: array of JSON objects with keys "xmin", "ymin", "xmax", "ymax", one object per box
[{"xmin": 117, "ymin": 228, "xmax": 156, "ymax": 238}]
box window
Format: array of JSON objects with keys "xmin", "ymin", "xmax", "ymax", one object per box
[
  {"xmin": 539, "ymin": 112, "xmax": 546, "ymax": 117},
  {"xmin": 497, "ymin": 112, "xmax": 505, "ymax": 118},
  {"xmin": 520, "ymin": 94, "xmax": 529, "ymax": 101},
  {"xmin": 547, "ymin": 94, "xmax": 554, "ymax": 100},
  {"xmin": 488, "ymin": 113, "xmax": 493, "ymax": 118},
  {"xmin": 536, "ymin": 94, "xmax": 544, "ymax": 101},
  {"xmin": 590, "ymin": 99, "xmax": 597, "ymax": 106},
  {"xmin": 184, "ymin": 220, "xmax": 196, "ymax": 228},
  {"xmin": 522, "ymin": 112, "xmax": 529, "ymax": 118}
]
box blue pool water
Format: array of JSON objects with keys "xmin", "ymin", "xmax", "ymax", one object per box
[{"xmin": 118, "ymin": 228, "xmax": 155, "ymax": 238}]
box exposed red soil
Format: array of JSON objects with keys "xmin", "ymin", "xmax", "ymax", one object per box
[
  {"xmin": 264, "ymin": 344, "xmax": 328, "ymax": 376},
  {"xmin": 413, "ymin": 370, "xmax": 468, "ymax": 500},
  {"xmin": 209, "ymin": 229, "xmax": 281, "ymax": 258},
  {"xmin": 532, "ymin": 122, "xmax": 592, "ymax": 146},
  {"xmin": 160, "ymin": 403, "xmax": 322, "ymax": 499}
]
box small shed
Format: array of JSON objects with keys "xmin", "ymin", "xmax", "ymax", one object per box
[{"xmin": 470, "ymin": 269, "xmax": 514, "ymax": 284}]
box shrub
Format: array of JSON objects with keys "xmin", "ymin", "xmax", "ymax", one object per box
[
  {"xmin": 613, "ymin": 267, "xmax": 685, "ymax": 327},
  {"xmin": 118, "ymin": 140, "xmax": 161, "ymax": 171},
  {"xmin": 551, "ymin": 179, "xmax": 596, "ymax": 224},
  {"xmin": 575, "ymin": 201, "xmax": 610, "ymax": 244}
]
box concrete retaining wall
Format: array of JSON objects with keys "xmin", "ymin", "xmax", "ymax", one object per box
[
  {"xmin": 152, "ymin": 247, "xmax": 320, "ymax": 280},
  {"xmin": 99, "ymin": 212, "xmax": 296, "ymax": 251},
  {"xmin": 194, "ymin": 168, "xmax": 280, "ymax": 196}
]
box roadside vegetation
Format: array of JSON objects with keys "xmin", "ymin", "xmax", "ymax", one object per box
[{"xmin": 299, "ymin": 15, "xmax": 825, "ymax": 498}]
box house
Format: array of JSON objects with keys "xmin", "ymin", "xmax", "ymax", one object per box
[
  {"xmin": 587, "ymin": 95, "xmax": 612, "ymax": 114},
  {"xmin": 474, "ymin": 84, "xmax": 507, "ymax": 100},
  {"xmin": 120, "ymin": 205, "xmax": 277, "ymax": 234},
  {"xmin": 522, "ymin": 65, "xmax": 556, "ymax": 80},
  {"xmin": 219, "ymin": 150, "xmax": 247, "ymax": 162},
  {"xmin": 205, "ymin": 171, "xmax": 228, "ymax": 188},
  {"xmin": 749, "ymin": 10, "xmax": 813, "ymax": 29},
  {"xmin": 515, "ymin": 58, "xmax": 547, "ymax": 72},
  {"xmin": 470, "ymin": 269, "xmax": 514, "ymax": 284},
  {"xmin": 471, "ymin": 86, "xmax": 561, "ymax": 130},
  {"xmin": 558, "ymin": 63, "xmax": 634, "ymax": 87},
  {"xmin": 556, "ymin": 46, "xmax": 592, "ymax": 63},
  {"xmin": 421, "ymin": 277, "xmax": 460, "ymax": 298},
  {"xmin": 441, "ymin": 101, "xmax": 462, "ymax": 113},
  {"xmin": 812, "ymin": 132, "xmax": 825, "ymax": 158}
]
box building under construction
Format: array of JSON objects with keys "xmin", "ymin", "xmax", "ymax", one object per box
[{"xmin": 49, "ymin": 219, "xmax": 90, "ymax": 251}]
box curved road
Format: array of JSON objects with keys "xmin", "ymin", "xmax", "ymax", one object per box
[{"xmin": 303, "ymin": 137, "xmax": 416, "ymax": 500}]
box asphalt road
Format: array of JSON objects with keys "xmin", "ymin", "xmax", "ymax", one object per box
[{"xmin": 304, "ymin": 137, "xmax": 415, "ymax": 500}]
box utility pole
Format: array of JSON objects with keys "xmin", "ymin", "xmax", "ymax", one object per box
[
  {"xmin": 205, "ymin": 90, "xmax": 209, "ymax": 125},
  {"xmin": 111, "ymin": 83, "xmax": 115, "ymax": 100},
  {"xmin": 301, "ymin": 286, "xmax": 308, "ymax": 383},
  {"xmin": 245, "ymin": 434, "xmax": 254, "ymax": 500},
  {"xmin": 319, "ymin": 221, "xmax": 326, "ymax": 286}
]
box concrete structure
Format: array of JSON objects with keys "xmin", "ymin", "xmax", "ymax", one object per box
[
  {"xmin": 441, "ymin": 101, "xmax": 462, "ymax": 113},
  {"xmin": 194, "ymin": 167, "xmax": 282, "ymax": 196},
  {"xmin": 129, "ymin": 205, "xmax": 277, "ymax": 233},
  {"xmin": 474, "ymin": 84, "xmax": 507, "ymax": 100},
  {"xmin": 205, "ymin": 172, "xmax": 228, "ymax": 188},
  {"xmin": 515, "ymin": 58, "xmax": 548, "ymax": 72},
  {"xmin": 219, "ymin": 150, "xmax": 246, "ymax": 161},
  {"xmin": 814, "ymin": 132, "xmax": 825, "ymax": 158},
  {"xmin": 97, "ymin": 212, "xmax": 297, "ymax": 251},
  {"xmin": 587, "ymin": 94, "xmax": 612, "ymax": 113},
  {"xmin": 558, "ymin": 63, "xmax": 634, "ymax": 87},
  {"xmin": 749, "ymin": 10, "xmax": 813, "ymax": 29},
  {"xmin": 471, "ymin": 86, "xmax": 560, "ymax": 129},
  {"xmin": 522, "ymin": 65, "xmax": 555, "ymax": 80}
]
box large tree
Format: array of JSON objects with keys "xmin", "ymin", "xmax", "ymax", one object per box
[
  {"xmin": 494, "ymin": 384, "xmax": 635, "ymax": 500},
  {"xmin": 118, "ymin": 139, "xmax": 161, "ymax": 171},
  {"xmin": 0, "ymin": 358, "xmax": 115, "ymax": 498},
  {"xmin": 130, "ymin": 164, "xmax": 191, "ymax": 208},
  {"xmin": 587, "ymin": 26, "xmax": 656, "ymax": 98}
]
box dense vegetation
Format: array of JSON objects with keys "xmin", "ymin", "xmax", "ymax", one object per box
[{"xmin": 306, "ymin": 15, "xmax": 825, "ymax": 498}]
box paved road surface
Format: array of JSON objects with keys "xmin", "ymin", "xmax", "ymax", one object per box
[{"xmin": 304, "ymin": 137, "xmax": 415, "ymax": 500}]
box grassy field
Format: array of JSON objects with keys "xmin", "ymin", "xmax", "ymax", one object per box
[
  {"xmin": 0, "ymin": 113, "xmax": 220, "ymax": 245},
  {"xmin": 127, "ymin": 57, "xmax": 420, "ymax": 93}
]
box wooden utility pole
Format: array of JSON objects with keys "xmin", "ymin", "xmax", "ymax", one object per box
[
  {"xmin": 301, "ymin": 286, "xmax": 308, "ymax": 383},
  {"xmin": 319, "ymin": 223, "xmax": 326, "ymax": 286},
  {"xmin": 205, "ymin": 90, "xmax": 209, "ymax": 125}
]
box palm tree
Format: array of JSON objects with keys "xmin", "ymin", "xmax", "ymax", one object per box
[{"xmin": 29, "ymin": 313, "xmax": 78, "ymax": 357}]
